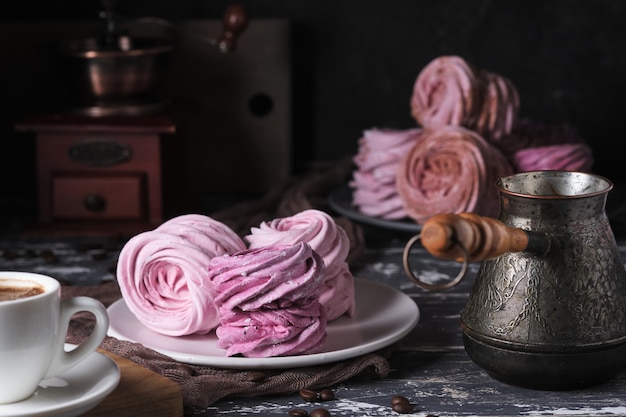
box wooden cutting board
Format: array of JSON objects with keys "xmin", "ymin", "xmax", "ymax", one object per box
[{"xmin": 83, "ymin": 349, "xmax": 183, "ymax": 417}]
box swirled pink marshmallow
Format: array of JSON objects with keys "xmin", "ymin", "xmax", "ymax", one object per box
[
  {"xmin": 116, "ymin": 214, "xmax": 246, "ymax": 336},
  {"xmin": 244, "ymin": 209, "xmax": 355, "ymax": 320},
  {"xmin": 208, "ymin": 243, "xmax": 327, "ymax": 357}
]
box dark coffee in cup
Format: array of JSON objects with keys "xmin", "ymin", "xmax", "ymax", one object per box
[{"xmin": 0, "ymin": 279, "xmax": 45, "ymax": 301}]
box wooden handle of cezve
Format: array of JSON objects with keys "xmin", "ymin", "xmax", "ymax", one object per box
[{"xmin": 420, "ymin": 212, "xmax": 535, "ymax": 262}]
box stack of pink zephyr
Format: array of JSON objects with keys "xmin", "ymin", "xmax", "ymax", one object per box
[
  {"xmin": 399, "ymin": 55, "xmax": 521, "ymax": 224},
  {"xmin": 207, "ymin": 243, "xmax": 327, "ymax": 358},
  {"xmin": 116, "ymin": 209, "xmax": 357, "ymax": 358},
  {"xmin": 349, "ymin": 55, "xmax": 595, "ymax": 225}
]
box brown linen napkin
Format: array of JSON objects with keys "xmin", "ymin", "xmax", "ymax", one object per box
[
  {"xmin": 63, "ymin": 281, "xmax": 391, "ymax": 408},
  {"xmin": 62, "ymin": 158, "xmax": 392, "ymax": 408}
]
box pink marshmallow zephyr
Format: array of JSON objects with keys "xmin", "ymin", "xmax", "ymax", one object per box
[
  {"xmin": 244, "ymin": 209, "xmax": 356, "ymax": 321},
  {"xmin": 410, "ymin": 55, "xmax": 481, "ymax": 129},
  {"xmin": 396, "ymin": 125, "xmax": 514, "ymax": 224},
  {"xmin": 410, "ymin": 55, "xmax": 519, "ymax": 142},
  {"xmin": 207, "ymin": 242, "xmax": 328, "ymax": 358},
  {"xmin": 116, "ymin": 214, "xmax": 247, "ymax": 336},
  {"xmin": 350, "ymin": 127, "xmax": 424, "ymax": 220},
  {"xmin": 512, "ymin": 143, "xmax": 594, "ymax": 173}
]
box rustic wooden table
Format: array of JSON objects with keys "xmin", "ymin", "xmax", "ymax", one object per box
[{"xmin": 2, "ymin": 221, "xmax": 626, "ymax": 416}]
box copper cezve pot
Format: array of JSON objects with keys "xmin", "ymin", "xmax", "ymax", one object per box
[{"xmin": 403, "ymin": 171, "xmax": 626, "ymax": 389}]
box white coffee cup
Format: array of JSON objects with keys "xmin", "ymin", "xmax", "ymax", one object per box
[{"xmin": 0, "ymin": 271, "xmax": 109, "ymax": 404}]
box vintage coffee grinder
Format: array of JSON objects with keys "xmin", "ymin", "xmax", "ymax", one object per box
[
  {"xmin": 403, "ymin": 171, "xmax": 626, "ymax": 389},
  {"xmin": 15, "ymin": 2, "xmax": 249, "ymax": 235}
]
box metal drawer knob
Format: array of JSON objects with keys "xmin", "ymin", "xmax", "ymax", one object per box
[{"xmin": 83, "ymin": 194, "xmax": 107, "ymax": 212}]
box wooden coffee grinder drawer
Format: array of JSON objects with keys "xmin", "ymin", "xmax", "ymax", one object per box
[
  {"xmin": 52, "ymin": 173, "xmax": 146, "ymax": 220},
  {"xmin": 14, "ymin": 112, "xmax": 178, "ymax": 236}
]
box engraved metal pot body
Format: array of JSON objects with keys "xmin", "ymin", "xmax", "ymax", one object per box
[
  {"xmin": 405, "ymin": 171, "xmax": 626, "ymax": 389},
  {"xmin": 465, "ymin": 171, "xmax": 626, "ymax": 389}
]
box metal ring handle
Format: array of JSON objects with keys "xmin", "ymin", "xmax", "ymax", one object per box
[{"xmin": 402, "ymin": 233, "xmax": 469, "ymax": 291}]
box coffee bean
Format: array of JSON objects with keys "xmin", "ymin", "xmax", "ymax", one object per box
[
  {"xmin": 309, "ymin": 408, "xmax": 331, "ymax": 417},
  {"xmin": 391, "ymin": 401, "xmax": 413, "ymax": 414},
  {"xmin": 319, "ymin": 388, "xmax": 335, "ymax": 401},
  {"xmin": 288, "ymin": 408, "xmax": 308, "ymax": 417},
  {"xmin": 245, "ymin": 371, "xmax": 267, "ymax": 382},
  {"xmin": 390, "ymin": 395, "xmax": 413, "ymax": 414},
  {"xmin": 390, "ymin": 395, "xmax": 409, "ymax": 406},
  {"xmin": 299, "ymin": 389, "xmax": 319, "ymax": 402}
]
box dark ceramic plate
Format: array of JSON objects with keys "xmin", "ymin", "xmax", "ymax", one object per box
[
  {"xmin": 329, "ymin": 181, "xmax": 626, "ymax": 234},
  {"xmin": 328, "ymin": 184, "xmax": 421, "ymax": 233}
]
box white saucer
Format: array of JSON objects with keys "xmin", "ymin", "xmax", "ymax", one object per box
[
  {"xmin": 107, "ymin": 278, "xmax": 420, "ymax": 369},
  {"xmin": 0, "ymin": 345, "xmax": 120, "ymax": 417}
]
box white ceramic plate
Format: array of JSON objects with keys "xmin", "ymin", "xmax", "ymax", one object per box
[
  {"xmin": 0, "ymin": 345, "xmax": 120, "ymax": 417},
  {"xmin": 107, "ymin": 278, "xmax": 420, "ymax": 369},
  {"xmin": 328, "ymin": 184, "xmax": 421, "ymax": 233}
]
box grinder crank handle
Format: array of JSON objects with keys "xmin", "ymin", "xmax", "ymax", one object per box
[
  {"xmin": 403, "ymin": 212, "xmax": 550, "ymax": 291},
  {"xmin": 131, "ymin": 3, "xmax": 248, "ymax": 52},
  {"xmin": 217, "ymin": 3, "xmax": 249, "ymax": 53}
]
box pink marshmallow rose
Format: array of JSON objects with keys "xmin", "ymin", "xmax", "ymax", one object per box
[{"xmin": 116, "ymin": 214, "xmax": 246, "ymax": 336}]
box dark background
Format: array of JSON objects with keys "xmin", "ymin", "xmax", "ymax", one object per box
[{"xmin": 2, "ymin": 0, "xmax": 626, "ymax": 218}]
